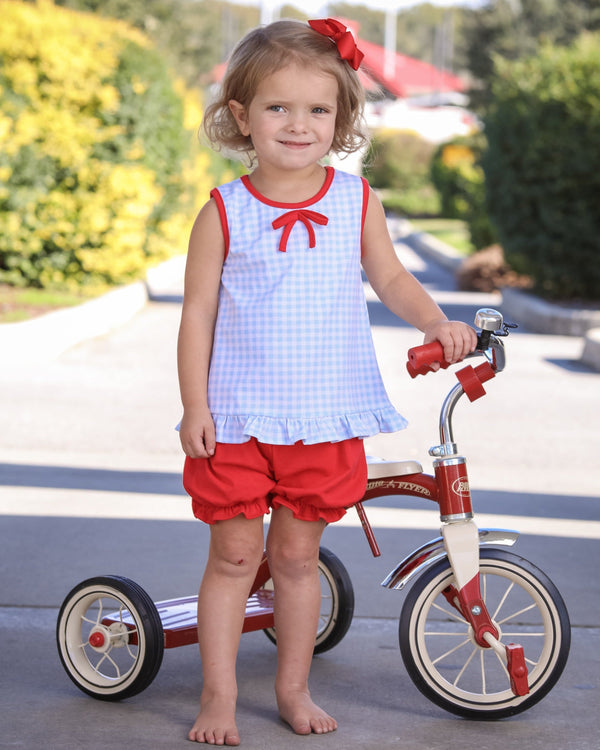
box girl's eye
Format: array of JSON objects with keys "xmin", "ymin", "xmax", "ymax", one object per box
[
  {"xmin": 268, "ymin": 105, "xmax": 284, "ymax": 112},
  {"xmin": 312, "ymin": 107, "xmax": 330, "ymax": 114}
]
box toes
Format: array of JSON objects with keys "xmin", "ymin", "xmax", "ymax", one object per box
[{"xmin": 312, "ymin": 717, "xmax": 337, "ymax": 734}]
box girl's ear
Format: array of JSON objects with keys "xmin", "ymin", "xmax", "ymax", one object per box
[{"xmin": 228, "ymin": 100, "xmax": 250, "ymax": 136}]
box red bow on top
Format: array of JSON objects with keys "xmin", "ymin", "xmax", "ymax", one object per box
[
  {"xmin": 272, "ymin": 210, "xmax": 328, "ymax": 253},
  {"xmin": 308, "ymin": 18, "xmax": 364, "ymax": 71}
]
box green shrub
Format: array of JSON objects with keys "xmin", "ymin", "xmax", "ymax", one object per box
[
  {"xmin": 364, "ymin": 130, "xmax": 438, "ymax": 215},
  {"xmin": 0, "ymin": 0, "xmax": 217, "ymax": 291},
  {"xmin": 430, "ymin": 134, "xmax": 497, "ymax": 250},
  {"xmin": 379, "ymin": 186, "xmax": 440, "ymax": 218},
  {"xmin": 482, "ymin": 32, "xmax": 600, "ymax": 301}
]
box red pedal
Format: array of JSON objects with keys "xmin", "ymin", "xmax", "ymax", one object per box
[{"xmin": 506, "ymin": 643, "xmax": 529, "ymax": 696}]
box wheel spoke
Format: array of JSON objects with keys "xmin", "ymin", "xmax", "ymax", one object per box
[
  {"xmin": 452, "ymin": 645, "xmax": 478, "ymax": 688},
  {"xmin": 480, "ymin": 649, "xmax": 487, "ymax": 695},
  {"xmin": 489, "ymin": 578, "xmax": 514, "ymax": 621},
  {"xmin": 431, "ymin": 637, "xmax": 471, "ymax": 665},
  {"xmin": 431, "ymin": 601, "xmax": 466, "ymax": 623},
  {"xmin": 99, "ymin": 649, "xmax": 122, "ymax": 678},
  {"xmin": 491, "ymin": 646, "xmax": 510, "ymax": 678},
  {"xmin": 496, "ymin": 602, "xmax": 537, "ymax": 625}
]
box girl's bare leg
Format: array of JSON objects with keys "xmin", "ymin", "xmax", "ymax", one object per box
[
  {"xmin": 188, "ymin": 514, "xmax": 265, "ymax": 745},
  {"xmin": 266, "ymin": 507, "xmax": 337, "ymax": 735}
]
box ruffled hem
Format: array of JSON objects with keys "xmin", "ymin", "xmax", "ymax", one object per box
[
  {"xmin": 191, "ymin": 498, "xmax": 270, "ymax": 525},
  {"xmin": 211, "ymin": 407, "xmax": 408, "ymax": 445},
  {"xmin": 270, "ymin": 497, "xmax": 348, "ymax": 524}
]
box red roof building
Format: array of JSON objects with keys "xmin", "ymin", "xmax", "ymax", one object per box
[{"xmin": 357, "ymin": 36, "xmax": 465, "ymax": 99}]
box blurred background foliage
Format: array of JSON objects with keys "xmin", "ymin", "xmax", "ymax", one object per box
[
  {"xmin": 483, "ymin": 32, "xmax": 600, "ymax": 300},
  {"xmin": 0, "ymin": 0, "xmax": 237, "ymax": 291},
  {"xmin": 1, "ymin": 0, "xmax": 599, "ymax": 301}
]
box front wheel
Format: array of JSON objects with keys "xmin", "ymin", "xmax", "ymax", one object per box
[
  {"xmin": 399, "ymin": 549, "xmax": 570, "ymax": 719},
  {"xmin": 57, "ymin": 575, "xmax": 164, "ymax": 701},
  {"xmin": 263, "ymin": 547, "xmax": 354, "ymax": 654}
]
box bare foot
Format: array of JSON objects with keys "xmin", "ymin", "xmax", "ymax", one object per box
[
  {"xmin": 277, "ymin": 689, "xmax": 337, "ymax": 735},
  {"xmin": 188, "ymin": 695, "xmax": 240, "ymax": 745}
]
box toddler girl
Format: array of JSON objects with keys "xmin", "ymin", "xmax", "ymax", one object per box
[{"xmin": 178, "ymin": 18, "xmax": 476, "ymax": 745}]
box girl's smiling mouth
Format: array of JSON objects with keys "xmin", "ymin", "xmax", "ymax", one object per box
[{"xmin": 279, "ymin": 140, "xmax": 312, "ymax": 148}]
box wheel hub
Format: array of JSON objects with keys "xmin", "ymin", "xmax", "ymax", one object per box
[
  {"xmin": 88, "ymin": 622, "xmax": 130, "ymax": 652},
  {"xmin": 467, "ymin": 620, "xmax": 502, "ymax": 648}
]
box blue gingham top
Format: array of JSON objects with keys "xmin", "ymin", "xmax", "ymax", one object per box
[{"xmin": 207, "ymin": 167, "xmax": 408, "ymax": 445}]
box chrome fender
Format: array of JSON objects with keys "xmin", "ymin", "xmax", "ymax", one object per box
[{"xmin": 381, "ymin": 528, "xmax": 519, "ymax": 591}]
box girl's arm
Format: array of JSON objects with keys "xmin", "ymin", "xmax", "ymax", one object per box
[
  {"xmin": 361, "ymin": 187, "xmax": 477, "ymax": 363},
  {"xmin": 177, "ymin": 198, "xmax": 225, "ymax": 458}
]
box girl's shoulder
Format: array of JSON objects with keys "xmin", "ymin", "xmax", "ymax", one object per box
[
  {"xmin": 330, "ymin": 167, "xmax": 369, "ymax": 196},
  {"xmin": 211, "ymin": 174, "xmax": 246, "ymax": 200}
]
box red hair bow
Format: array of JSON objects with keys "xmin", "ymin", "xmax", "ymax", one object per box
[{"xmin": 308, "ymin": 18, "xmax": 364, "ymax": 71}]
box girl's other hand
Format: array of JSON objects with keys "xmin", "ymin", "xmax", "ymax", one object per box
[
  {"xmin": 179, "ymin": 406, "xmax": 217, "ymax": 458},
  {"xmin": 423, "ymin": 320, "xmax": 477, "ymax": 366}
]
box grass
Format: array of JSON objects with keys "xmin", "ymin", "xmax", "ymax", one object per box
[
  {"xmin": 379, "ymin": 186, "xmax": 441, "ymax": 218},
  {"xmin": 408, "ymin": 218, "xmax": 474, "ymax": 256},
  {"xmin": 377, "ymin": 187, "xmax": 474, "ymax": 255},
  {"xmin": 0, "ymin": 285, "xmax": 94, "ymax": 323}
]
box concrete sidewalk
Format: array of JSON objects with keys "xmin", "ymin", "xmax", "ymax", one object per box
[{"xmin": 4, "ymin": 602, "xmax": 598, "ymax": 750}]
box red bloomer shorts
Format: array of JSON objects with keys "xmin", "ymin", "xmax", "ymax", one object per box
[{"xmin": 183, "ymin": 437, "xmax": 367, "ymax": 524}]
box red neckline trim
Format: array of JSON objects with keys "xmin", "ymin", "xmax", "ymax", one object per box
[{"xmin": 241, "ymin": 166, "xmax": 335, "ymax": 208}]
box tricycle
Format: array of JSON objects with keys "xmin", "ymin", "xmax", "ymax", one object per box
[{"xmin": 56, "ymin": 308, "xmax": 570, "ymax": 719}]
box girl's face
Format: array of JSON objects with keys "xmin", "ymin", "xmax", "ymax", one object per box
[{"xmin": 229, "ymin": 64, "xmax": 338, "ymax": 174}]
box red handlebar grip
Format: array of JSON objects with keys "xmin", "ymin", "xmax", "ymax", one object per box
[{"xmin": 406, "ymin": 342, "xmax": 450, "ymax": 378}]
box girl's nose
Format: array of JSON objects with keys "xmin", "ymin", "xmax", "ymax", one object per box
[{"xmin": 286, "ymin": 110, "xmax": 308, "ymax": 132}]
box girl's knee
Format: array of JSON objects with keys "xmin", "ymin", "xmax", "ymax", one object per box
[
  {"xmin": 266, "ymin": 537, "xmax": 319, "ymax": 580},
  {"xmin": 266, "ymin": 508, "xmax": 325, "ymax": 579},
  {"xmin": 208, "ymin": 518, "xmax": 264, "ymax": 577},
  {"xmin": 209, "ymin": 541, "xmax": 263, "ymax": 578}
]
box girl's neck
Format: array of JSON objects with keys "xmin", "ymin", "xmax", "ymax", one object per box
[{"xmin": 246, "ymin": 164, "xmax": 328, "ymax": 204}]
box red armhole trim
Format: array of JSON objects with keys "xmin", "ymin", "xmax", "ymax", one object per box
[
  {"xmin": 210, "ymin": 188, "xmax": 230, "ymax": 262},
  {"xmin": 360, "ymin": 177, "xmax": 369, "ymax": 257}
]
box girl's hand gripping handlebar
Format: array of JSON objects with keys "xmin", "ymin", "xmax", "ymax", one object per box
[
  {"xmin": 406, "ymin": 340, "xmax": 497, "ymax": 401},
  {"xmin": 406, "ymin": 308, "xmax": 513, "ymax": 382}
]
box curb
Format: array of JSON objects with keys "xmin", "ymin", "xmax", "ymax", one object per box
[
  {"xmin": 1, "ymin": 256, "xmax": 186, "ymax": 365},
  {"xmin": 581, "ymin": 327, "xmax": 600, "ymax": 371},
  {"xmin": 404, "ymin": 229, "xmax": 464, "ymax": 273},
  {"xmin": 500, "ymin": 287, "xmax": 600, "ymax": 337},
  {"xmin": 397, "ymin": 221, "xmax": 600, "ymax": 373},
  {"xmin": 500, "ymin": 288, "xmax": 600, "ymax": 373}
]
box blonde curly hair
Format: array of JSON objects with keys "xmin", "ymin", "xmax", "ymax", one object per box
[{"xmin": 202, "ymin": 19, "xmax": 368, "ymax": 163}]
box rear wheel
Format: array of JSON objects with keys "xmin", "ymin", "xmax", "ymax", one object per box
[
  {"xmin": 399, "ymin": 549, "xmax": 570, "ymax": 719},
  {"xmin": 57, "ymin": 575, "xmax": 164, "ymax": 701},
  {"xmin": 263, "ymin": 546, "xmax": 354, "ymax": 654}
]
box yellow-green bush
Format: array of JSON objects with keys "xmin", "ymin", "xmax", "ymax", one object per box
[
  {"xmin": 430, "ymin": 134, "xmax": 497, "ymax": 250},
  {"xmin": 0, "ymin": 0, "xmax": 217, "ymax": 290}
]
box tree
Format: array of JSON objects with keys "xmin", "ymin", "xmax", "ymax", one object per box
[
  {"xmin": 52, "ymin": 0, "xmax": 259, "ymax": 85},
  {"xmin": 463, "ymin": 0, "xmax": 600, "ymax": 108}
]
